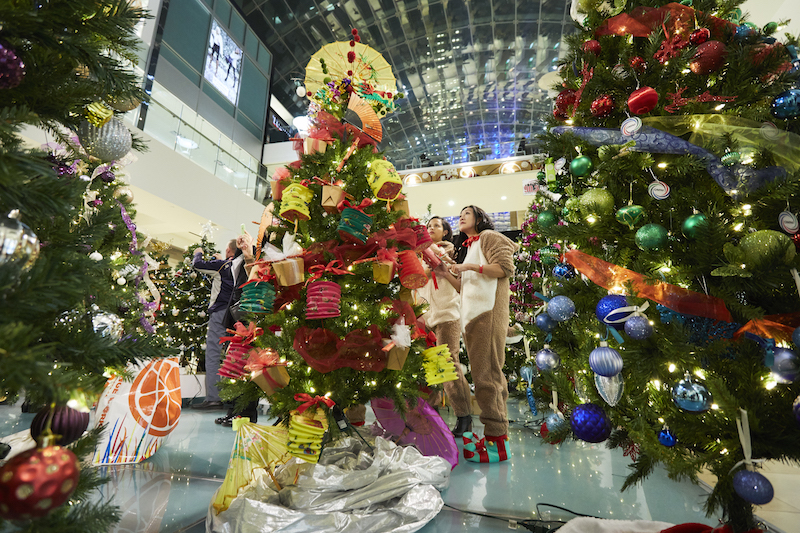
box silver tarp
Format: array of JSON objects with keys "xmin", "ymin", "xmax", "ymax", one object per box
[{"xmin": 208, "ymin": 436, "xmax": 450, "ymax": 533}]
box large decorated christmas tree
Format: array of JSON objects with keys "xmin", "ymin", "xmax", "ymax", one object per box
[
  {"xmin": 514, "ymin": 1, "xmax": 800, "ymax": 531},
  {"xmin": 0, "ymin": 1, "xmax": 164, "ymax": 530}
]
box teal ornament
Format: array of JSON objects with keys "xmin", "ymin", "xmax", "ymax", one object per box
[
  {"xmin": 579, "ymin": 189, "xmax": 615, "ymax": 216},
  {"xmin": 547, "ymin": 295, "xmax": 575, "ymax": 322},
  {"xmin": 615, "ymin": 205, "xmax": 645, "ymax": 229},
  {"xmin": 595, "ymin": 373, "xmax": 624, "ymax": 406},
  {"xmin": 681, "ymin": 213, "xmax": 708, "ymax": 239},
  {"xmin": 721, "ymin": 151, "xmax": 741, "ymax": 166},
  {"xmin": 337, "ymin": 208, "xmax": 372, "ymax": 243},
  {"xmin": 570, "ymin": 155, "xmax": 593, "ymax": 177},
  {"xmin": 635, "ymin": 223, "xmax": 668, "ymax": 251},
  {"xmin": 672, "ymin": 375, "xmax": 712, "ymax": 413},
  {"xmin": 537, "ymin": 210, "xmax": 559, "ymax": 229},
  {"xmin": 538, "ymin": 245, "xmax": 560, "ymax": 265}
]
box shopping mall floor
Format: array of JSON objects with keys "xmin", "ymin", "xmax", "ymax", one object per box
[{"xmin": 1, "ymin": 399, "xmax": 798, "ymax": 533}]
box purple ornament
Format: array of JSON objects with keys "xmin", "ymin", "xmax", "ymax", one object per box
[
  {"xmin": 30, "ymin": 405, "xmax": 90, "ymax": 446},
  {"xmin": 0, "ymin": 42, "xmax": 26, "ymax": 89},
  {"xmin": 571, "ymin": 403, "xmax": 612, "ymax": 443},
  {"xmin": 89, "ymin": 199, "xmax": 103, "ymax": 207},
  {"xmin": 99, "ymin": 170, "xmax": 116, "ymax": 183},
  {"xmin": 732, "ymin": 470, "xmax": 774, "ymax": 505}
]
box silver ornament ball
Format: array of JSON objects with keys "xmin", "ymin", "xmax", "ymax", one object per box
[{"xmin": 77, "ymin": 118, "xmax": 132, "ymax": 162}]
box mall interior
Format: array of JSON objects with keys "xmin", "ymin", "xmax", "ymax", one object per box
[{"xmin": 3, "ymin": 0, "xmax": 800, "ymax": 532}]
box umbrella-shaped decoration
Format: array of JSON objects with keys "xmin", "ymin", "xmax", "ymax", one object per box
[
  {"xmin": 212, "ymin": 420, "xmax": 292, "ymax": 514},
  {"xmin": 370, "ymin": 397, "xmax": 458, "ymax": 469}
]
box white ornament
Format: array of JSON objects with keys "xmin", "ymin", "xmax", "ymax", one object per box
[
  {"xmin": 188, "ymin": 295, "xmax": 195, "ymax": 302},
  {"xmin": 171, "ymin": 308, "xmax": 180, "ymax": 316},
  {"xmin": 189, "ymin": 272, "xmax": 197, "ymax": 279},
  {"xmin": 116, "ymin": 277, "xmax": 127, "ymax": 285},
  {"xmin": 198, "ymin": 311, "xmax": 206, "ymax": 318},
  {"xmin": 89, "ymin": 252, "xmax": 103, "ymax": 261},
  {"xmin": 296, "ymin": 86, "xmax": 307, "ymax": 97}
]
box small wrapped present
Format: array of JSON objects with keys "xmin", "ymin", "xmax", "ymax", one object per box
[
  {"xmin": 384, "ymin": 320, "xmax": 411, "ymax": 370},
  {"xmin": 321, "ymin": 185, "xmax": 345, "ymax": 214},
  {"xmin": 392, "ymin": 198, "xmax": 410, "ymax": 219},
  {"xmin": 245, "ymin": 348, "xmax": 290, "ymax": 396},
  {"xmin": 304, "ymin": 136, "xmax": 329, "ymax": 155},
  {"xmin": 373, "ymin": 260, "xmax": 395, "ymax": 284},
  {"xmin": 273, "ymin": 257, "xmax": 304, "ymax": 286},
  {"xmin": 386, "ymin": 345, "xmax": 410, "ymax": 370}
]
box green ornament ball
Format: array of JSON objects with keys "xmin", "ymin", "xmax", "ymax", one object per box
[
  {"xmin": 738, "ymin": 230, "xmax": 796, "ymax": 266},
  {"xmin": 682, "ymin": 213, "xmax": 709, "ymax": 239},
  {"xmin": 570, "ymin": 155, "xmax": 593, "ymax": 177},
  {"xmin": 563, "ymin": 198, "xmax": 582, "ymax": 223},
  {"xmin": 537, "ymin": 210, "xmax": 559, "ymax": 229},
  {"xmin": 615, "ymin": 205, "xmax": 645, "ymax": 229},
  {"xmin": 537, "ymin": 170, "xmax": 546, "ymax": 181},
  {"xmin": 721, "ymin": 151, "xmax": 741, "ymax": 166},
  {"xmin": 579, "ymin": 189, "xmax": 615, "ymax": 216},
  {"xmin": 538, "ymin": 245, "xmax": 560, "ymax": 265},
  {"xmin": 635, "ymin": 223, "xmax": 669, "ymax": 251},
  {"xmin": 763, "ymin": 22, "xmax": 778, "ymax": 33},
  {"xmin": 323, "ymin": 76, "xmax": 332, "ymax": 84}
]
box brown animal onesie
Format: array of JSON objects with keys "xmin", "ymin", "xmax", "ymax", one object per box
[{"xmin": 460, "ymin": 230, "xmax": 518, "ymax": 437}]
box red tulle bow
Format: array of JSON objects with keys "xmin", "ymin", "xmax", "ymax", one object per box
[
  {"xmin": 463, "ymin": 235, "xmax": 480, "ymax": 247},
  {"xmin": 307, "ymin": 259, "xmax": 353, "ymax": 285},
  {"xmin": 219, "ymin": 321, "xmax": 263, "ymax": 345},
  {"xmin": 294, "ymin": 393, "xmax": 336, "ymax": 413},
  {"xmin": 338, "ymin": 197, "xmax": 374, "ymax": 213},
  {"xmin": 243, "ymin": 348, "xmax": 285, "ymax": 372}
]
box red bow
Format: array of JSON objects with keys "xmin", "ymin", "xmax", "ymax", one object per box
[
  {"xmin": 463, "ymin": 235, "xmax": 480, "ymax": 247},
  {"xmin": 338, "ymin": 197, "xmax": 374, "ymax": 214},
  {"xmin": 219, "ymin": 321, "xmax": 263, "ymax": 345},
  {"xmin": 294, "ymin": 393, "xmax": 335, "ymax": 413},
  {"xmin": 243, "ymin": 348, "xmax": 285, "ymax": 372},
  {"xmin": 306, "ymin": 259, "xmax": 353, "ymax": 285}
]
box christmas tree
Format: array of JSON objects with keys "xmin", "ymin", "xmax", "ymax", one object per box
[
  {"xmin": 516, "ymin": 1, "xmax": 800, "ymax": 530},
  {"xmin": 0, "ymin": 1, "xmax": 164, "ymax": 529},
  {"xmin": 216, "ymin": 31, "xmax": 451, "ymax": 431}
]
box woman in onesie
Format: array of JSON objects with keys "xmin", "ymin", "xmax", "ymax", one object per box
[{"xmin": 435, "ymin": 206, "xmax": 518, "ymax": 463}]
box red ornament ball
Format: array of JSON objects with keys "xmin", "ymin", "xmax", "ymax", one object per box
[
  {"xmin": 590, "ymin": 94, "xmax": 615, "ymax": 118},
  {"xmin": 689, "ymin": 28, "xmax": 711, "ymax": 46},
  {"xmin": 629, "ymin": 56, "xmax": 646, "ymax": 72},
  {"xmin": 351, "ymin": 29, "xmax": 358, "ymax": 35},
  {"xmin": 690, "ymin": 41, "xmax": 728, "ymax": 74},
  {"xmin": 347, "ymin": 51, "xmax": 356, "ymax": 63},
  {"xmin": 555, "ymin": 88, "xmax": 577, "ymax": 111},
  {"xmin": 583, "ymin": 40, "xmax": 601, "ymax": 56},
  {"xmin": 553, "ymin": 108, "xmax": 568, "ymax": 121},
  {"xmin": 347, "ymin": 70, "xmax": 353, "ymax": 76},
  {"xmin": 349, "ymin": 40, "xmax": 355, "ymax": 47},
  {"xmin": 627, "ymin": 86, "xmax": 659, "ymax": 114},
  {"xmin": 354, "ymin": 35, "xmax": 361, "ymax": 43},
  {"xmin": 386, "ymin": 92, "xmax": 393, "ymax": 98},
  {"xmin": 0, "ymin": 445, "xmax": 80, "ymax": 519}
]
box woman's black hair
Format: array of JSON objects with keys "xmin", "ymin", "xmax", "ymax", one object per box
[
  {"xmin": 453, "ymin": 205, "xmax": 495, "ymax": 264},
  {"xmin": 428, "ymin": 216, "xmax": 453, "ymax": 243}
]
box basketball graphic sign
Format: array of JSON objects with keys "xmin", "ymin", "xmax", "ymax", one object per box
[{"xmin": 128, "ymin": 358, "xmax": 182, "ymax": 437}]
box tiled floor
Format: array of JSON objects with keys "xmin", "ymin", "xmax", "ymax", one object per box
[{"xmin": 2, "ymin": 399, "xmax": 797, "ymax": 533}]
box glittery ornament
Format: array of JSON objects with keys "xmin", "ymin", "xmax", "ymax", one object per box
[
  {"xmin": 629, "ymin": 56, "xmax": 646, "ymax": 72},
  {"xmin": 689, "ymin": 41, "xmax": 728, "ymax": 74},
  {"xmin": 615, "ymin": 205, "xmax": 645, "ymax": 229},
  {"xmin": 720, "ymin": 151, "xmax": 741, "ymax": 166},
  {"xmin": 589, "ymin": 342, "xmax": 623, "ymax": 377},
  {"xmin": 547, "ymin": 295, "xmax": 575, "ymax": 322},
  {"xmin": 0, "ymin": 42, "xmax": 26, "ymax": 89},
  {"xmin": 596, "ymin": 294, "xmax": 628, "ymax": 329},
  {"xmin": 635, "ymin": 223, "xmax": 668, "ymax": 251},
  {"xmin": 535, "ymin": 313, "xmax": 556, "ymax": 332},
  {"xmin": 579, "ymin": 189, "xmax": 615, "ymax": 216},
  {"xmin": 734, "ymin": 24, "xmax": 758, "ymax": 43},
  {"xmin": 570, "ymin": 155, "xmax": 593, "ymax": 177},
  {"xmin": 98, "ymin": 170, "xmax": 116, "ymax": 183},
  {"xmin": 771, "ymin": 88, "xmax": 800, "ymax": 120},
  {"xmin": 681, "ymin": 213, "xmax": 708, "ymax": 239},
  {"xmin": 552, "ymin": 263, "xmax": 576, "ymax": 280},
  {"xmin": 590, "ymin": 94, "xmax": 615, "ymax": 118},
  {"xmin": 624, "ymin": 315, "xmax": 653, "ymax": 340},
  {"xmin": 77, "ymin": 118, "xmax": 132, "ymax": 162},
  {"xmin": 672, "ymin": 375, "xmax": 712, "ymax": 412},
  {"xmin": 627, "ymin": 86, "xmax": 658, "ymax": 115},
  {"xmin": 732, "ymin": 470, "xmax": 774, "ymax": 505},
  {"xmin": 556, "ymin": 90, "xmax": 576, "ymax": 112},
  {"xmin": 538, "ymin": 245, "xmax": 560, "ymax": 265},
  {"xmin": 689, "ymin": 28, "xmax": 711, "ymax": 46},
  {"xmin": 545, "ymin": 413, "xmax": 566, "ymax": 432},
  {"xmin": 595, "ymin": 373, "xmax": 624, "ymax": 406},
  {"xmin": 537, "ymin": 210, "xmax": 559, "ymax": 229},
  {"xmin": 582, "ymin": 40, "xmax": 601, "ymax": 56},
  {"xmin": 736, "ymin": 230, "xmax": 796, "ymax": 267},
  {"xmin": 535, "ymin": 345, "xmax": 560, "ymax": 371},
  {"xmin": 658, "ymin": 428, "xmax": 677, "ymax": 447},
  {"xmin": 770, "ymin": 348, "xmax": 799, "ymax": 382},
  {"xmin": 570, "ymin": 403, "xmax": 612, "ymax": 443}
]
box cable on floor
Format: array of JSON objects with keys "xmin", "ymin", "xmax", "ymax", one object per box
[{"xmin": 442, "ymin": 501, "xmax": 599, "ymax": 531}]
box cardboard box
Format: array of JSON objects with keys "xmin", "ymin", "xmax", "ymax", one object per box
[
  {"xmin": 251, "ymin": 366, "xmax": 290, "ymax": 396},
  {"xmin": 273, "ymin": 257, "xmax": 304, "ymax": 286}
]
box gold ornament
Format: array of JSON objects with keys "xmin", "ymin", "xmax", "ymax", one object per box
[{"xmin": 85, "ymin": 102, "xmax": 114, "ymax": 128}]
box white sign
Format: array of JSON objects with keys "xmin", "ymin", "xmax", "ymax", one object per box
[{"xmin": 522, "ymin": 179, "xmax": 540, "ymax": 196}]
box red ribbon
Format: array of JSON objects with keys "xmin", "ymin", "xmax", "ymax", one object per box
[
  {"xmin": 463, "ymin": 235, "xmax": 480, "ymax": 247},
  {"xmin": 572, "ymin": 64, "xmax": 594, "ymax": 118},
  {"xmin": 306, "ymin": 259, "xmax": 353, "ymax": 285},
  {"xmin": 733, "ymin": 313, "xmax": 800, "ymax": 344},
  {"xmin": 595, "ymin": 2, "xmax": 735, "ymax": 40},
  {"xmin": 243, "ymin": 348, "xmax": 286, "ymax": 372},
  {"xmin": 220, "ymin": 321, "xmax": 263, "ymax": 345},
  {"xmin": 294, "ymin": 393, "xmax": 335, "ymax": 413},
  {"xmin": 241, "ymin": 272, "xmax": 276, "ymax": 288},
  {"xmin": 338, "ymin": 197, "xmax": 374, "ymax": 214}
]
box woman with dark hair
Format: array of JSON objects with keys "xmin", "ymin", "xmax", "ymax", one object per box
[
  {"xmin": 416, "ymin": 217, "xmax": 472, "ymax": 437},
  {"xmin": 435, "ymin": 206, "xmax": 518, "ymax": 463}
]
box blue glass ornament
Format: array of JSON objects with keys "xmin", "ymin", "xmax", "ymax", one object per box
[
  {"xmin": 658, "ymin": 428, "xmax": 677, "ymax": 447},
  {"xmin": 770, "ymin": 348, "xmax": 799, "ymax": 382},
  {"xmin": 535, "ymin": 313, "xmax": 556, "ymax": 332},
  {"xmin": 734, "ymin": 24, "xmax": 757, "ymax": 43},
  {"xmin": 793, "ymin": 395, "xmax": 800, "ymax": 428},
  {"xmin": 624, "ymin": 315, "xmax": 653, "ymax": 340},
  {"xmin": 520, "ymin": 365, "xmax": 535, "ymax": 385},
  {"xmin": 545, "ymin": 412, "xmax": 566, "ymax": 432},
  {"xmin": 732, "ymin": 470, "xmax": 774, "ymax": 505},
  {"xmin": 771, "ymin": 88, "xmax": 800, "ymax": 120},
  {"xmin": 552, "ymin": 262, "xmax": 576, "ymax": 280},
  {"xmin": 595, "ymin": 373, "xmax": 624, "ymax": 406},
  {"xmin": 570, "ymin": 403, "xmax": 612, "ymax": 443},
  {"xmin": 526, "ymin": 387, "xmax": 538, "ymax": 415},
  {"xmin": 547, "ymin": 295, "xmax": 575, "ymax": 322},
  {"xmin": 793, "ymin": 326, "xmax": 800, "ymax": 348},
  {"xmin": 596, "ymin": 294, "xmax": 629, "ymax": 329},
  {"xmin": 672, "ymin": 375, "xmax": 712, "ymax": 413},
  {"xmin": 589, "ymin": 342, "xmax": 623, "ymax": 377},
  {"xmin": 535, "ymin": 345, "xmax": 560, "ymax": 371}
]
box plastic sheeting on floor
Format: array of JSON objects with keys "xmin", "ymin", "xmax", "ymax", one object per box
[{"xmin": 208, "ymin": 436, "xmax": 450, "ymax": 533}]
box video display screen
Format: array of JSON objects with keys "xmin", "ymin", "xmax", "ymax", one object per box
[{"xmin": 203, "ymin": 19, "xmax": 242, "ymax": 105}]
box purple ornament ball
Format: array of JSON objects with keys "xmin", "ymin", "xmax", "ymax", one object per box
[{"xmin": 30, "ymin": 405, "xmax": 90, "ymax": 446}]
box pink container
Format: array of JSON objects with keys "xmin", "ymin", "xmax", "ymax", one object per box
[{"xmin": 306, "ymin": 281, "xmax": 342, "ymax": 319}]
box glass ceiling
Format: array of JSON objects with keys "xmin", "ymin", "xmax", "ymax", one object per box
[{"xmin": 231, "ymin": 0, "xmax": 577, "ymax": 167}]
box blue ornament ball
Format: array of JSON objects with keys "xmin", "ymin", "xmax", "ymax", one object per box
[
  {"xmin": 535, "ymin": 346, "xmax": 561, "ymax": 371},
  {"xmin": 770, "ymin": 348, "xmax": 799, "ymax": 382},
  {"xmin": 535, "ymin": 313, "xmax": 556, "ymax": 332},
  {"xmin": 658, "ymin": 428, "xmax": 677, "ymax": 447},
  {"xmin": 570, "ymin": 403, "xmax": 612, "ymax": 443},
  {"xmin": 589, "ymin": 343, "xmax": 623, "ymax": 377},
  {"xmin": 624, "ymin": 315, "xmax": 653, "ymax": 340},
  {"xmin": 793, "ymin": 326, "xmax": 800, "ymax": 348},
  {"xmin": 672, "ymin": 376, "xmax": 712, "ymax": 413},
  {"xmin": 596, "ymin": 294, "xmax": 629, "ymax": 329},
  {"xmin": 771, "ymin": 88, "xmax": 800, "ymax": 120},
  {"xmin": 734, "ymin": 24, "xmax": 757, "ymax": 42},
  {"xmin": 545, "ymin": 412, "xmax": 566, "ymax": 432},
  {"xmin": 732, "ymin": 470, "xmax": 774, "ymax": 505},
  {"xmin": 547, "ymin": 295, "xmax": 575, "ymax": 322},
  {"xmin": 553, "ymin": 262, "xmax": 576, "ymax": 280}
]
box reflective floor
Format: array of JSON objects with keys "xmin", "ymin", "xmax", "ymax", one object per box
[{"xmin": 1, "ymin": 400, "xmax": 796, "ymax": 533}]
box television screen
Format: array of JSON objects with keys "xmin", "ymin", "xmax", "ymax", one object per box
[{"xmin": 203, "ymin": 19, "xmax": 242, "ymax": 105}]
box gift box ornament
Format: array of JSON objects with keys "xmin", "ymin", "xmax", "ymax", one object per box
[
  {"xmin": 219, "ymin": 342, "xmax": 250, "ymax": 379},
  {"xmin": 373, "ymin": 260, "xmax": 395, "ymax": 284},
  {"xmin": 321, "ymin": 185, "xmax": 345, "ymax": 214},
  {"xmin": 273, "ymin": 257, "xmax": 304, "ymax": 286},
  {"xmin": 306, "ymin": 280, "xmax": 342, "ymax": 319},
  {"xmin": 398, "ymin": 250, "xmax": 427, "ymax": 289},
  {"xmin": 368, "ymin": 160, "xmax": 403, "ymax": 201},
  {"xmin": 422, "ymin": 345, "xmax": 458, "ymax": 385},
  {"xmin": 338, "ymin": 207, "xmax": 372, "ymax": 243},
  {"xmin": 279, "ymin": 183, "xmax": 314, "ymax": 222},
  {"xmin": 304, "ymin": 137, "xmax": 329, "ymax": 155},
  {"xmin": 385, "ymin": 320, "xmax": 412, "ymax": 370},
  {"xmin": 412, "ymin": 224, "xmax": 433, "ymax": 252},
  {"xmin": 392, "ymin": 198, "xmax": 410, "ymax": 219},
  {"xmin": 239, "ymin": 281, "xmax": 276, "ymax": 313},
  {"xmin": 287, "ymin": 409, "xmax": 328, "ymax": 463}
]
